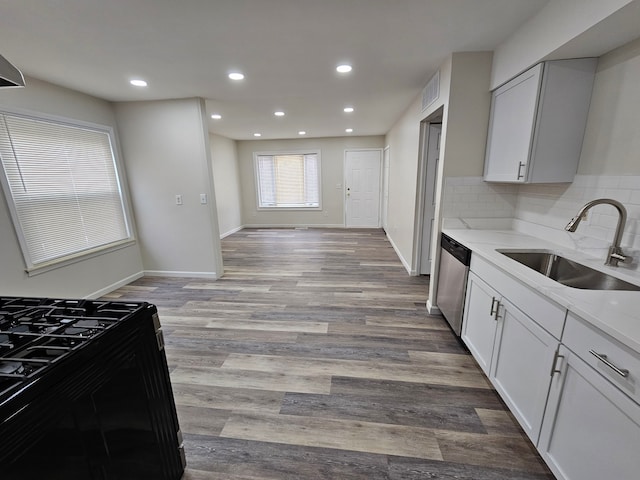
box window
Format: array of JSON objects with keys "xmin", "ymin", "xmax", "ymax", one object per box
[
  {"xmin": 254, "ymin": 151, "xmax": 321, "ymax": 208},
  {"xmin": 0, "ymin": 111, "xmax": 132, "ymax": 273}
]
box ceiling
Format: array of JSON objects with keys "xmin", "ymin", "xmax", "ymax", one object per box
[{"xmin": 0, "ymin": 0, "xmax": 550, "ymax": 140}]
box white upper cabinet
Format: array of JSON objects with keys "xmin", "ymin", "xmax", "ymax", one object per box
[{"xmin": 484, "ymin": 58, "xmax": 597, "ymax": 183}]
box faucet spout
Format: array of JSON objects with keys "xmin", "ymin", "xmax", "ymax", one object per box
[{"xmin": 565, "ymin": 198, "xmax": 629, "ymax": 267}]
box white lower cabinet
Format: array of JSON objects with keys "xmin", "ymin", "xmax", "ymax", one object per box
[
  {"xmin": 461, "ymin": 272, "xmax": 499, "ymax": 377},
  {"xmin": 462, "ymin": 269, "xmax": 560, "ymax": 445},
  {"xmin": 538, "ymin": 345, "xmax": 640, "ymax": 480},
  {"xmin": 490, "ymin": 298, "xmax": 558, "ymax": 444},
  {"xmin": 458, "ymin": 251, "xmax": 640, "ymax": 479}
]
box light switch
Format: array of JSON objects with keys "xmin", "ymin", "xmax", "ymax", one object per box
[
  {"xmin": 336, "ymin": 183, "xmax": 342, "ymax": 189},
  {"xmin": 200, "ymin": 193, "xmax": 207, "ymax": 205},
  {"xmin": 175, "ymin": 194, "xmax": 183, "ymax": 205}
]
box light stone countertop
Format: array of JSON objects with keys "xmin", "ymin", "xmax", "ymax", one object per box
[{"xmin": 441, "ymin": 227, "xmax": 640, "ymax": 354}]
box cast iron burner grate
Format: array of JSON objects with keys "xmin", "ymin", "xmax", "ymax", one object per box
[{"xmin": 0, "ymin": 297, "xmax": 144, "ymax": 401}]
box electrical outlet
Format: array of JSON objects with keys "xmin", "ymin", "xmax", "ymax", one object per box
[
  {"xmin": 175, "ymin": 194, "xmax": 183, "ymax": 205},
  {"xmin": 200, "ymin": 193, "xmax": 207, "ymax": 205}
]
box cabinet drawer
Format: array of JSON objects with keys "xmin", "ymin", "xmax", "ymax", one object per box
[
  {"xmin": 564, "ymin": 312, "xmax": 640, "ymax": 404},
  {"xmin": 470, "ymin": 255, "xmax": 566, "ymax": 339}
]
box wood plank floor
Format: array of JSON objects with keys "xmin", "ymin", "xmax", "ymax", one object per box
[{"xmin": 104, "ymin": 228, "xmax": 554, "ymax": 480}]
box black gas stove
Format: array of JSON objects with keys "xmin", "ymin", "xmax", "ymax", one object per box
[
  {"xmin": 0, "ymin": 298, "xmax": 137, "ymax": 399},
  {"xmin": 0, "ymin": 297, "xmax": 185, "ymax": 479}
]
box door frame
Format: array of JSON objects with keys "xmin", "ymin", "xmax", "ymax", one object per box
[
  {"xmin": 412, "ymin": 120, "xmax": 441, "ymax": 275},
  {"xmin": 381, "ymin": 145, "xmax": 390, "ymax": 232},
  {"xmin": 343, "ymin": 148, "xmax": 383, "ymax": 228},
  {"xmin": 419, "ymin": 123, "xmax": 441, "ymax": 275}
]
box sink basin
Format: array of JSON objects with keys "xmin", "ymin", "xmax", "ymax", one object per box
[{"xmin": 498, "ymin": 250, "xmax": 640, "ymax": 291}]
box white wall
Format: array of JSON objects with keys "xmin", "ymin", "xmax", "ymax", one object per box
[
  {"xmin": 384, "ymin": 58, "xmax": 451, "ymax": 271},
  {"xmin": 236, "ymin": 136, "xmax": 384, "ymax": 227},
  {"xmin": 385, "ymin": 52, "xmax": 493, "ymax": 274},
  {"xmin": 115, "ymin": 98, "xmax": 222, "ymax": 278},
  {"xmin": 443, "ymin": 52, "xmax": 494, "ymax": 178},
  {"xmin": 491, "ymin": 0, "xmax": 637, "ymax": 88},
  {"xmin": 384, "ymin": 96, "xmax": 425, "ymax": 269},
  {"xmin": 578, "ymin": 37, "xmax": 640, "ymax": 175},
  {"xmin": 0, "ymin": 77, "xmax": 144, "ymax": 298},
  {"xmin": 210, "ymin": 133, "xmax": 242, "ymax": 237}
]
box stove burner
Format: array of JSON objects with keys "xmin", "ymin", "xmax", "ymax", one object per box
[
  {"xmin": 61, "ymin": 319, "xmax": 108, "ymax": 338},
  {"xmin": 0, "ymin": 361, "xmax": 24, "ymax": 375},
  {"xmin": 61, "ymin": 327, "xmax": 94, "ymax": 337},
  {"xmin": 8, "ymin": 325, "xmax": 29, "ymax": 333},
  {"xmin": 75, "ymin": 319, "xmax": 102, "ymax": 327},
  {"xmin": 0, "ymin": 297, "xmax": 147, "ymax": 402}
]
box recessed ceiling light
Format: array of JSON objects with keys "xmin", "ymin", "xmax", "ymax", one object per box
[
  {"xmin": 253, "ymin": 133, "xmax": 262, "ymax": 137},
  {"xmin": 343, "ymin": 107, "xmax": 354, "ymax": 113},
  {"xmin": 298, "ymin": 131, "xmax": 306, "ymax": 135},
  {"xmin": 274, "ymin": 111, "xmax": 285, "ymax": 117},
  {"xmin": 336, "ymin": 64, "xmax": 352, "ymax": 73},
  {"xmin": 228, "ymin": 72, "xmax": 245, "ymax": 80},
  {"xmin": 211, "ymin": 114, "xmax": 222, "ymax": 120},
  {"xmin": 130, "ymin": 79, "xmax": 147, "ymax": 87},
  {"xmin": 345, "ymin": 128, "xmax": 353, "ymax": 133}
]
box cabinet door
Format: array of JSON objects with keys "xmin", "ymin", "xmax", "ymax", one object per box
[
  {"xmin": 461, "ymin": 272, "xmax": 499, "ymax": 376},
  {"xmin": 490, "ymin": 298, "xmax": 558, "ymax": 444},
  {"xmin": 539, "ymin": 346, "xmax": 640, "ymax": 480},
  {"xmin": 484, "ymin": 63, "xmax": 542, "ymax": 183}
]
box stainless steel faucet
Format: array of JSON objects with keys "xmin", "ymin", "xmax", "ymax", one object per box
[{"xmin": 565, "ymin": 198, "xmax": 630, "ymax": 266}]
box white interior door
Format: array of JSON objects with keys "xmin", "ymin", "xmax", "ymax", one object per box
[
  {"xmin": 345, "ymin": 149, "xmax": 382, "ymax": 227},
  {"xmin": 382, "ymin": 146, "xmax": 390, "ymax": 231},
  {"xmin": 419, "ymin": 123, "xmax": 441, "ymax": 274}
]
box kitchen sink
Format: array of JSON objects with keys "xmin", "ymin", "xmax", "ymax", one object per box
[{"xmin": 497, "ymin": 250, "xmax": 640, "ymax": 291}]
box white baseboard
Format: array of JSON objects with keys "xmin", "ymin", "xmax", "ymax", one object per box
[
  {"xmin": 143, "ymin": 270, "xmax": 218, "ymax": 279},
  {"xmin": 426, "ymin": 299, "xmax": 441, "ymax": 315},
  {"xmin": 242, "ymin": 223, "xmax": 345, "ymax": 229},
  {"xmin": 85, "ymin": 271, "xmax": 144, "ymax": 299},
  {"xmin": 220, "ymin": 225, "xmax": 244, "ymax": 239},
  {"xmin": 385, "ymin": 233, "xmax": 413, "ymax": 275}
]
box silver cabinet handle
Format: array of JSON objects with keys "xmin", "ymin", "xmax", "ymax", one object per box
[
  {"xmin": 589, "ymin": 350, "xmax": 629, "ymax": 378},
  {"xmin": 490, "ymin": 297, "xmax": 497, "ymax": 316},
  {"xmin": 517, "ymin": 162, "xmax": 526, "ymax": 180},
  {"xmin": 550, "ymin": 350, "xmax": 564, "ymax": 377},
  {"xmin": 490, "ymin": 297, "xmax": 501, "ymax": 321}
]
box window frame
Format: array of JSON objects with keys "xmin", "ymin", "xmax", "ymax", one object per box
[
  {"xmin": 0, "ymin": 107, "xmax": 136, "ymax": 276},
  {"xmin": 253, "ymin": 149, "xmax": 322, "ymax": 211}
]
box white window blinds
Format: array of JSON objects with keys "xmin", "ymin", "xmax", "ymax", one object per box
[
  {"xmin": 0, "ymin": 112, "xmax": 131, "ymax": 270},
  {"xmin": 256, "ymin": 153, "xmax": 320, "ymax": 208}
]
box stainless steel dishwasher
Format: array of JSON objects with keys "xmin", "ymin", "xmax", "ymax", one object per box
[{"xmin": 436, "ymin": 233, "xmax": 471, "ymax": 336}]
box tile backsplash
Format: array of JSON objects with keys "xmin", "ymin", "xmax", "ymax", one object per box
[
  {"xmin": 441, "ymin": 176, "xmax": 518, "ymax": 219},
  {"xmin": 442, "ymin": 175, "xmax": 640, "ymax": 270}
]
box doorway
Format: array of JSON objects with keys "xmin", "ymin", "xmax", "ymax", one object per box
[
  {"xmin": 344, "ymin": 149, "xmax": 382, "ymax": 227},
  {"xmin": 418, "ymin": 123, "xmax": 441, "ymax": 274}
]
